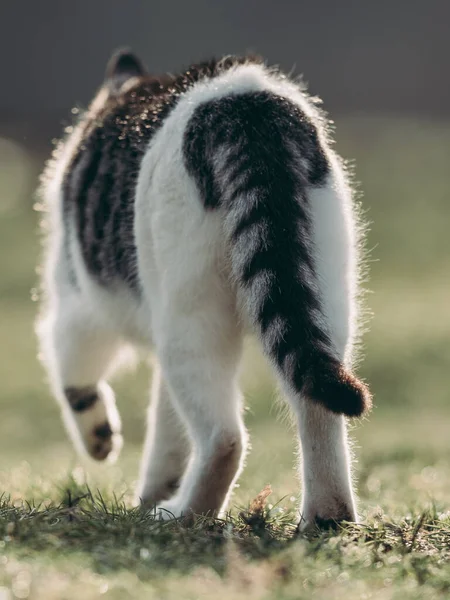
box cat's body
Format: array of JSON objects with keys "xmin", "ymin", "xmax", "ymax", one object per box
[{"xmin": 37, "ymin": 50, "xmax": 371, "ymax": 526}]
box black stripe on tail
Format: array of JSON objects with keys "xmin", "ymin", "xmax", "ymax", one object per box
[{"xmin": 183, "ymin": 91, "xmax": 371, "ymax": 417}]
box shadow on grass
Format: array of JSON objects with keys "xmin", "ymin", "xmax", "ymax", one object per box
[
  {"xmin": 0, "ymin": 482, "xmax": 297, "ymax": 577},
  {"xmin": 1, "ymin": 480, "xmax": 449, "ymax": 588}
]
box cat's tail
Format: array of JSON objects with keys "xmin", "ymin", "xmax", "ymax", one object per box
[{"xmin": 184, "ymin": 90, "xmax": 371, "ymax": 417}]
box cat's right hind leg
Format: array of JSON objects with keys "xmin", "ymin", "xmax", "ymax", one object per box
[
  {"xmin": 136, "ymin": 362, "xmax": 191, "ymax": 507},
  {"xmin": 37, "ymin": 299, "xmax": 123, "ymax": 461}
]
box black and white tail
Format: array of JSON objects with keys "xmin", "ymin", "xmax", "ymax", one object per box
[{"xmin": 184, "ymin": 90, "xmax": 371, "ymax": 417}]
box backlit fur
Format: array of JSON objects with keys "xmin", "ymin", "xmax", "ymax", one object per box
[{"xmin": 36, "ymin": 50, "xmax": 371, "ymax": 526}]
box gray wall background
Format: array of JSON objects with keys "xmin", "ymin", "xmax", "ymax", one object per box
[{"xmin": 1, "ymin": 0, "xmax": 448, "ymax": 142}]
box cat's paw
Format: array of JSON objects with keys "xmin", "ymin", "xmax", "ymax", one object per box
[
  {"xmin": 69, "ymin": 381, "xmax": 122, "ymax": 462},
  {"xmin": 154, "ymin": 499, "xmax": 189, "ymax": 521},
  {"xmin": 298, "ymin": 501, "xmax": 357, "ymax": 532},
  {"xmin": 136, "ymin": 478, "xmax": 180, "ymax": 509},
  {"xmin": 85, "ymin": 421, "xmax": 123, "ymax": 462}
]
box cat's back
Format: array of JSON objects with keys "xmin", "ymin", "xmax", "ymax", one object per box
[
  {"xmin": 43, "ymin": 52, "xmax": 266, "ymax": 292},
  {"xmin": 59, "ymin": 75, "xmax": 174, "ymax": 290}
]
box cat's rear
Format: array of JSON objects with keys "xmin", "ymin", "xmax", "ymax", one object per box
[{"xmin": 37, "ymin": 49, "xmax": 371, "ymax": 527}]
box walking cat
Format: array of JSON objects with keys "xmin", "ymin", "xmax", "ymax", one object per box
[{"xmin": 37, "ymin": 49, "xmax": 371, "ymax": 527}]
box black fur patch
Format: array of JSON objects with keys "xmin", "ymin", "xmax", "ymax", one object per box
[
  {"xmin": 93, "ymin": 422, "xmax": 113, "ymax": 439},
  {"xmin": 65, "ymin": 386, "xmax": 99, "ymax": 412},
  {"xmin": 62, "ymin": 54, "xmax": 262, "ymax": 291},
  {"xmin": 184, "ymin": 92, "xmax": 370, "ymax": 417},
  {"xmin": 184, "ymin": 92, "xmax": 329, "ymax": 208}
]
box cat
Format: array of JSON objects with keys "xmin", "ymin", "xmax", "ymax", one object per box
[{"xmin": 36, "ymin": 48, "xmax": 371, "ymax": 528}]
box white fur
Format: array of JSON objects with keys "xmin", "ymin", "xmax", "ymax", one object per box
[
  {"xmin": 38, "ymin": 62, "xmax": 363, "ymax": 523},
  {"xmin": 136, "ymin": 363, "xmax": 191, "ymax": 505},
  {"xmin": 294, "ymin": 166, "xmax": 361, "ymax": 526}
]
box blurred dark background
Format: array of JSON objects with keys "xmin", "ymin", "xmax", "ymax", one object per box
[
  {"xmin": 1, "ymin": 0, "xmax": 449, "ymax": 143},
  {"xmin": 1, "ymin": 0, "xmax": 450, "ymax": 512}
]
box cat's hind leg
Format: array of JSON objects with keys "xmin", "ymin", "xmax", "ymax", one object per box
[
  {"xmin": 136, "ymin": 362, "xmax": 191, "ymax": 507},
  {"xmin": 153, "ymin": 297, "xmax": 246, "ymax": 519},
  {"xmin": 37, "ymin": 298, "xmax": 123, "ymax": 461}
]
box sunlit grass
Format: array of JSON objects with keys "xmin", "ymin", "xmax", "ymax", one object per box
[
  {"xmin": 0, "ymin": 490, "xmax": 449, "ymax": 599},
  {"xmin": 0, "ymin": 115, "xmax": 450, "ymax": 598}
]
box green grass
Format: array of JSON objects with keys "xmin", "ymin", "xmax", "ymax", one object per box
[
  {"xmin": 1, "ymin": 490, "xmax": 449, "ymax": 600},
  {"xmin": 0, "ymin": 116, "xmax": 450, "ymax": 598}
]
